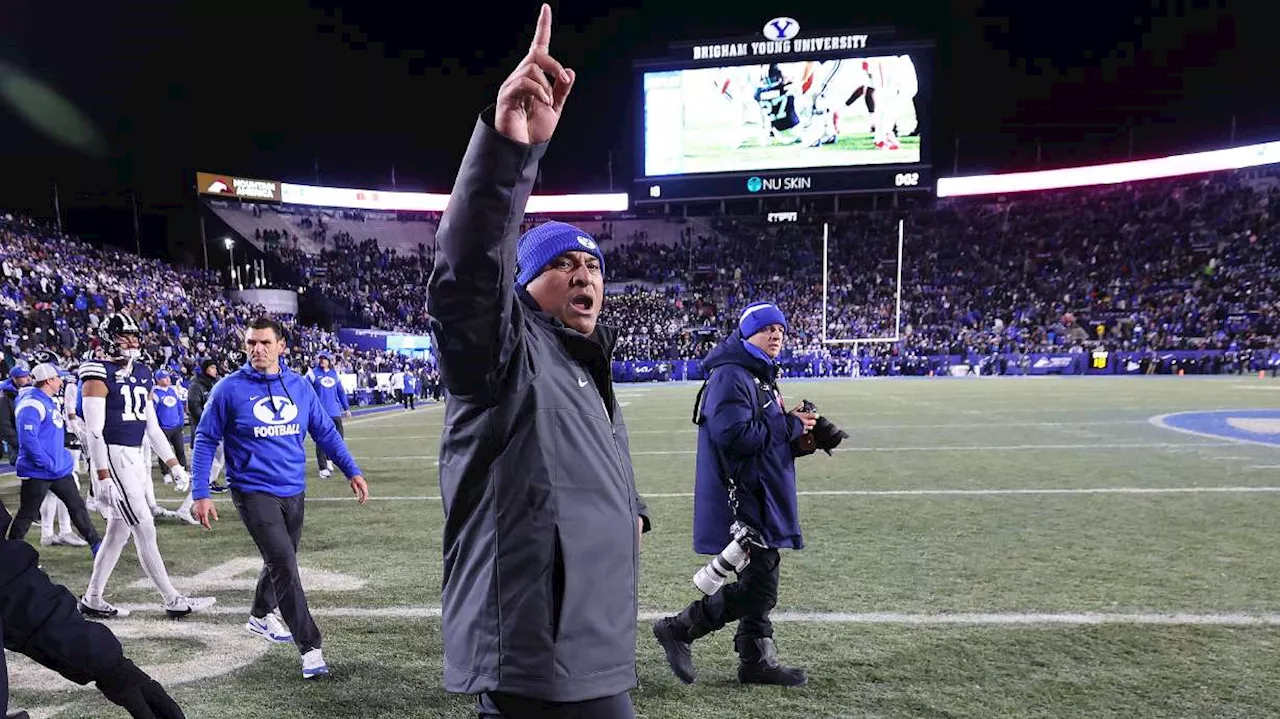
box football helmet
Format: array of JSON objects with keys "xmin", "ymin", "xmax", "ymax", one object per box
[
  {"xmin": 97, "ymin": 313, "xmax": 143, "ymax": 360},
  {"xmin": 222, "ymin": 349, "xmax": 248, "ymax": 372},
  {"xmin": 31, "ymin": 349, "xmax": 59, "ymax": 366}
]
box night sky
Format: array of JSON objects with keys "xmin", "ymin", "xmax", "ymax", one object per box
[{"xmin": 0, "ymin": 0, "xmax": 1273, "ymax": 254}]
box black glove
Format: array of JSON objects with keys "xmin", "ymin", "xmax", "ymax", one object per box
[{"xmin": 96, "ymin": 658, "xmax": 186, "ymax": 719}]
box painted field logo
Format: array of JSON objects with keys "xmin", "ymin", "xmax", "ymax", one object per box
[{"xmin": 1150, "ymin": 408, "xmax": 1280, "ymax": 446}]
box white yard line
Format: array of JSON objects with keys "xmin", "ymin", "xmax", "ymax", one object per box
[
  {"xmin": 631, "ymin": 441, "xmax": 1236, "ymax": 456},
  {"xmin": 273, "ymin": 485, "xmax": 1280, "ymax": 503},
  {"xmin": 347, "ymin": 441, "xmax": 1236, "ymax": 461},
  {"xmin": 627, "ymin": 420, "xmax": 1152, "ymax": 434},
  {"xmin": 108, "ymin": 604, "xmax": 1280, "ymax": 626},
  {"xmin": 633, "ymin": 406, "xmax": 1185, "ymax": 421}
]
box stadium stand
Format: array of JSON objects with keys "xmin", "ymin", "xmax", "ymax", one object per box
[
  {"xmin": 0, "ymin": 214, "xmax": 434, "ymax": 395},
  {"xmin": 211, "ymin": 167, "xmax": 1278, "ymax": 376},
  {"xmin": 5, "ymin": 165, "xmax": 1276, "ymax": 386}
]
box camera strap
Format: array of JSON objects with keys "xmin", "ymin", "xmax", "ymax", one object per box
[{"xmin": 693, "ymin": 367, "xmax": 767, "ymax": 531}]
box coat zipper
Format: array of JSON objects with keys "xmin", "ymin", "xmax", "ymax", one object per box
[{"xmin": 584, "ymin": 364, "xmax": 642, "ymax": 682}]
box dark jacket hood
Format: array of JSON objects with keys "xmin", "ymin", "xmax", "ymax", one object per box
[{"xmin": 703, "ymin": 333, "xmax": 778, "ymax": 382}]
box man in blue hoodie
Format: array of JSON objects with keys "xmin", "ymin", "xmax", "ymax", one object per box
[
  {"xmin": 3, "ymin": 363, "xmax": 101, "ymax": 553},
  {"xmin": 652, "ymin": 302, "xmax": 817, "ymax": 688},
  {"xmin": 189, "ymin": 316, "xmax": 368, "ymax": 681},
  {"xmin": 303, "ymin": 352, "xmax": 350, "ymax": 479}
]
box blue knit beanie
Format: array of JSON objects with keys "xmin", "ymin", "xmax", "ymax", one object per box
[
  {"xmin": 516, "ymin": 221, "xmax": 605, "ymax": 286},
  {"xmin": 738, "ymin": 302, "xmax": 788, "ymax": 339}
]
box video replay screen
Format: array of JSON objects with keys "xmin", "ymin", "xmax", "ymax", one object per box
[{"xmin": 642, "ymin": 54, "xmax": 924, "ymax": 177}]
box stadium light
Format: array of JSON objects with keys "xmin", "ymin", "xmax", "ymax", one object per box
[
  {"xmin": 276, "ymin": 182, "xmax": 629, "ymax": 214},
  {"xmin": 936, "ymin": 140, "xmax": 1280, "ymax": 198},
  {"xmin": 222, "ymin": 237, "xmax": 233, "ymax": 250}
]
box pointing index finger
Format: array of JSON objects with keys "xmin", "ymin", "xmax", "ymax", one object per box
[{"xmin": 530, "ymin": 3, "xmax": 552, "ymax": 53}]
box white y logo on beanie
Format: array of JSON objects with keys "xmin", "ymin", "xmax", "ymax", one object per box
[{"xmin": 576, "ymin": 236, "xmax": 597, "ymax": 250}]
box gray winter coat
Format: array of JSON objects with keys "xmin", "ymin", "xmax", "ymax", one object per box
[{"xmin": 428, "ymin": 109, "xmax": 651, "ymax": 703}]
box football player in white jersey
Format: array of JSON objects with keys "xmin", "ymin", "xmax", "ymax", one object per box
[
  {"xmin": 132, "ymin": 350, "xmax": 185, "ymax": 523},
  {"xmin": 806, "ymin": 55, "xmax": 919, "ymax": 150},
  {"xmin": 77, "ymin": 313, "xmax": 215, "ymax": 619}
]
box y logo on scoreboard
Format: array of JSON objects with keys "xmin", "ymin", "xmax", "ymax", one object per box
[{"xmin": 763, "ymin": 17, "xmax": 800, "ymax": 41}]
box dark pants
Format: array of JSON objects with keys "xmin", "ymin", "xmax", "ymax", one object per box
[
  {"xmin": 5, "ymin": 475, "xmax": 100, "ymax": 546},
  {"xmin": 230, "ymin": 488, "xmax": 321, "ymax": 654},
  {"xmin": 161, "ymin": 426, "xmax": 187, "ymax": 470},
  {"xmin": 476, "ymin": 691, "xmax": 635, "ymax": 719},
  {"xmin": 401, "ymin": 391, "xmax": 415, "ymax": 410},
  {"xmin": 683, "ymin": 548, "xmax": 781, "ymax": 655},
  {"xmin": 314, "ymin": 416, "xmax": 344, "ymax": 472}
]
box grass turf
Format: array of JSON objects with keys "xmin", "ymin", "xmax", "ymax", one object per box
[{"xmin": 7, "ymin": 375, "xmax": 1280, "ymax": 718}]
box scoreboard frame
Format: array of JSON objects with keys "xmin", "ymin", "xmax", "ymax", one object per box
[{"xmin": 632, "ymin": 23, "xmax": 935, "ymax": 205}]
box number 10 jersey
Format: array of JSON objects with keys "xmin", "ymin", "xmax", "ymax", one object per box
[{"xmin": 78, "ymin": 358, "xmax": 154, "ymax": 447}]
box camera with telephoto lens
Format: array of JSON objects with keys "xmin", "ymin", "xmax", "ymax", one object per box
[
  {"xmin": 794, "ymin": 399, "xmax": 850, "ymax": 456},
  {"xmin": 693, "ymin": 521, "xmax": 764, "ymax": 596}
]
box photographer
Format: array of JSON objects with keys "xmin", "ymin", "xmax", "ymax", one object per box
[{"xmin": 654, "ymin": 302, "xmax": 845, "ymax": 687}]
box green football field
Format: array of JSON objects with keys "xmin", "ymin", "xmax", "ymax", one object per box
[{"xmin": 8, "ymin": 375, "xmax": 1280, "ymax": 718}]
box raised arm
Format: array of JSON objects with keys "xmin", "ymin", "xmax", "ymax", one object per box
[{"xmin": 426, "ymin": 3, "xmax": 574, "ymax": 403}]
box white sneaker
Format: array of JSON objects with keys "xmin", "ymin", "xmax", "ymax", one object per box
[
  {"xmin": 318, "ymin": 469, "xmax": 332, "ymax": 479},
  {"xmin": 301, "ymin": 648, "xmax": 329, "ymax": 679},
  {"xmin": 325, "ymin": 461, "xmax": 335, "ymax": 473},
  {"xmin": 246, "ymin": 613, "xmax": 293, "ymax": 643},
  {"xmin": 176, "ymin": 508, "xmax": 201, "ymax": 526},
  {"xmin": 58, "ymin": 533, "xmax": 89, "ymax": 547},
  {"xmin": 79, "ymin": 595, "xmax": 130, "ymax": 619},
  {"xmin": 165, "ymin": 595, "xmax": 216, "ymax": 619},
  {"xmin": 85, "ymin": 495, "xmax": 99, "ymax": 513},
  {"xmin": 40, "ymin": 535, "xmax": 61, "ymax": 547},
  {"xmin": 151, "ymin": 505, "xmax": 172, "ymax": 519}
]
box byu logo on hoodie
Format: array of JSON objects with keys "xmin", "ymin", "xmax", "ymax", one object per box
[{"xmin": 252, "ymin": 396, "xmax": 301, "ymax": 438}]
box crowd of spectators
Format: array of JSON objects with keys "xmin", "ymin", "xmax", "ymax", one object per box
[
  {"xmin": 0, "ymin": 214, "xmax": 435, "ymax": 392},
  {"xmin": 273, "ymin": 232, "xmax": 432, "ymax": 333},
  {"xmin": 597, "ymin": 170, "xmax": 1279, "ymax": 362},
  {"xmin": 4, "ymin": 167, "xmax": 1276, "ymax": 384}
]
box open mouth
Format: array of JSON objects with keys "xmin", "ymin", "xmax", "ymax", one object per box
[{"xmin": 570, "ymin": 294, "xmax": 595, "ymax": 312}]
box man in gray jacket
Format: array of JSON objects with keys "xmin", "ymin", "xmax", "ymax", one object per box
[{"xmin": 428, "ymin": 5, "xmax": 650, "ymax": 718}]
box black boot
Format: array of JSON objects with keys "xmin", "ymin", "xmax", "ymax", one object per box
[
  {"xmin": 7, "ymin": 711, "xmax": 31, "ymax": 719},
  {"xmin": 736, "ymin": 637, "xmax": 807, "ymax": 687},
  {"xmin": 653, "ymin": 603, "xmax": 714, "ymax": 684}
]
